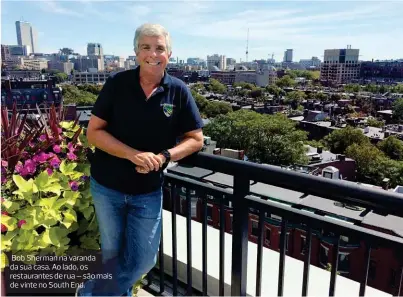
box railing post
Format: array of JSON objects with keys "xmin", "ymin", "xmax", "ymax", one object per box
[{"xmin": 231, "ymin": 175, "xmax": 250, "ymax": 296}]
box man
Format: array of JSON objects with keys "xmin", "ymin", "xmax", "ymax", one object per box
[{"xmin": 77, "ymin": 23, "xmax": 204, "ymax": 296}]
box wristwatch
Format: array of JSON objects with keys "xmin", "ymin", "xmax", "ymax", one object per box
[{"xmin": 160, "ymin": 149, "xmax": 171, "ymax": 170}]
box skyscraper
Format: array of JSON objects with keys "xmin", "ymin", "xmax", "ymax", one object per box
[
  {"xmin": 87, "ymin": 43, "xmax": 103, "ymax": 56},
  {"xmin": 15, "ymin": 21, "xmax": 37, "ymax": 53},
  {"xmin": 87, "ymin": 43, "xmax": 104, "ymax": 71},
  {"xmin": 283, "ymin": 49, "xmax": 293, "ymax": 63}
]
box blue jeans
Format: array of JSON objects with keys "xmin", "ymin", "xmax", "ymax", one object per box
[{"xmin": 78, "ymin": 177, "xmax": 163, "ymax": 296}]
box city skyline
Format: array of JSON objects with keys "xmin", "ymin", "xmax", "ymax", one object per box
[{"xmin": 1, "ymin": 1, "xmax": 403, "ymax": 61}]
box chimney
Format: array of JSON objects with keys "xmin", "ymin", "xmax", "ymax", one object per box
[
  {"xmin": 382, "ymin": 178, "xmax": 390, "ymax": 190},
  {"xmin": 317, "ymin": 147, "xmax": 323, "ymax": 154},
  {"xmin": 338, "ymin": 154, "xmax": 346, "ymax": 161},
  {"xmin": 213, "ymin": 148, "xmax": 221, "ymax": 155}
]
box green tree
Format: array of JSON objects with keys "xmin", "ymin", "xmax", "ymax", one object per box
[
  {"xmin": 366, "ymin": 118, "xmax": 384, "ymax": 128},
  {"xmin": 191, "ymin": 89, "xmax": 232, "ymax": 118},
  {"xmin": 323, "ymin": 126, "xmax": 370, "ymax": 154},
  {"xmin": 377, "ymin": 136, "xmax": 403, "ymax": 161},
  {"xmin": 62, "ymin": 84, "xmax": 97, "ymax": 106},
  {"xmin": 276, "ymin": 75, "xmax": 295, "ymax": 88},
  {"xmin": 285, "ymin": 91, "xmax": 306, "ymax": 108},
  {"xmin": 265, "ymin": 85, "xmax": 283, "ymax": 97},
  {"xmin": 208, "ymin": 78, "xmax": 226, "ymax": 94},
  {"xmin": 315, "ymin": 92, "xmax": 329, "ymax": 102},
  {"xmin": 364, "ymin": 84, "xmax": 380, "ymax": 94},
  {"xmin": 344, "ymin": 84, "xmax": 361, "ymax": 93},
  {"xmin": 391, "ymin": 84, "xmax": 403, "ymax": 93},
  {"xmin": 346, "ymin": 143, "xmax": 403, "ymax": 187},
  {"xmin": 249, "ymin": 88, "xmax": 263, "ymax": 99},
  {"xmin": 392, "ymin": 98, "xmax": 403, "ymax": 123},
  {"xmin": 203, "ymin": 110, "xmax": 308, "ymax": 165},
  {"xmin": 345, "ymin": 144, "xmax": 385, "ymax": 185},
  {"xmin": 54, "ymin": 72, "xmax": 68, "ymax": 83}
]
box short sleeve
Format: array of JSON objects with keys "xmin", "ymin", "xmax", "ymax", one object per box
[
  {"xmin": 177, "ymin": 86, "xmax": 204, "ymax": 135},
  {"xmin": 91, "ymin": 76, "xmax": 115, "ymax": 122}
]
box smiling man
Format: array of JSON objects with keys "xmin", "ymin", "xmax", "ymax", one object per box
[{"xmin": 77, "ymin": 23, "xmax": 204, "ymax": 296}]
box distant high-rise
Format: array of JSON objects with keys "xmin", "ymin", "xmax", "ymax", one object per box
[
  {"xmin": 15, "ymin": 21, "xmax": 37, "ymax": 53},
  {"xmin": 87, "ymin": 43, "xmax": 103, "ymax": 56},
  {"xmin": 320, "ymin": 47, "xmax": 360, "ymax": 83},
  {"xmin": 87, "ymin": 43, "xmax": 104, "ymax": 71},
  {"xmin": 207, "ymin": 54, "xmax": 226, "ymax": 71},
  {"xmin": 283, "ymin": 49, "xmax": 293, "ymax": 62}
]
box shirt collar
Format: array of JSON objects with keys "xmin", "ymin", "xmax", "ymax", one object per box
[{"xmin": 135, "ymin": 66, "xmax": 172, "ymax": 89}]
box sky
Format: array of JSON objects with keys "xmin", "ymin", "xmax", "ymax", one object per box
[{"xmin": 1, "ymin": 0, "xmax": 403, "ymax": 62}]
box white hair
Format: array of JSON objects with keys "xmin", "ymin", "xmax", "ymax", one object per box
[{"xmin": 133, "ymin": 23, "xmax": 172, "ymax": 54}]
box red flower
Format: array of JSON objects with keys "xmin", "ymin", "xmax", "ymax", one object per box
[
  {"xmin": 17, "ymin": 220, "xmax": 26, "ymax": 228},
  {"xmin": 1, "ymin": 224, "xmax": 7, "ymax": 233}
]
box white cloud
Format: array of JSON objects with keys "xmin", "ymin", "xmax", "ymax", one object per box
[{"xmin": 38, "ymin": 0, "xmax": 83, "ymax": 17}]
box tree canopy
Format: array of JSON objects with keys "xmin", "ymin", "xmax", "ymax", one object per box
[
  {"xmin": 323, "ymin": 126, "xmax": 370, "ymax": 154},
  {"xmin": 203, "ymin": 110, "xmax": 308, "ymax": 165},
  {"xmin": 377, "ymin": 136, "xmax": 403, "ymax": 161},
  {"xmin": 191, "ymin": 89, "xmax": 232, "ymax": 118},
  {"xmin": 392, "ymin": 98, "xmax": 403, "ymax": 123},
  {"xmin": 276, "ymin": 75, "xmax": 295, "ymax": 88}
]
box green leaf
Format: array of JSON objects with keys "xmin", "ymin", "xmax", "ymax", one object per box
[
  {"xmin": 1, "ymin": 252, "xmax": 9, "ymax": 269},
  {"xmin": 37, "ymin": 195, "xmax": 59, "ymax": 209},
  {"xmin": 16, "ymin": 230, "xmax": 34, "ymax": 243},
  {"xmin": 1, "ymin": 230, "xmax": 18, "ymax": 250},
  {"xmin": 60, "ymin": 121, "xmax": 73, "ymax": 130},
  {"xmin": 41, "ymin": 183, "xmax": 63, "ymax": 196},
  {"xmin": 63, "ymin": 208, "xmax": 77, "ymax": 222},
  {"xmin": 82, "ymin": 206, "xmax": 94, "ymax": 220},
  {"xmin": 12, "ymin": 175, "xmax": 37, "ymax": 193},
  {"xmin": 60, "ymin": 160, "xmax": 77, "ymax": 175},
  {"xmin": 10, "ymin": 239, "xmax": 26, "ymax": 252},
  {"xmin": 34, "ymin": 171, "xmax": 50, "ymax": 190},
  {"xmin": 64, "ymin": 191, "xmax": 81, "ymax": 206},
  {"xmin": 1, "ymin": 215, "xmax": 17, "ymax": 231},
  {"xmin": 2, "ymin": 200, "xmax": 20, "ymax": 213},
  {"xmin": 49, "ymin": 228, "xmax": 61, "ymax": 247},
  {"xmin": 20, "ymin": 219, "xmax": 35, "ymax": 230}
]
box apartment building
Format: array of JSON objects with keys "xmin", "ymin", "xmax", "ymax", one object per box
[
  {"xmin": 72, "ymin": 71, "xmax": 110, "ymax": 84},
  {"xmin": 320, "ymin": 47, "xmax": 361, "ymax": 84}
]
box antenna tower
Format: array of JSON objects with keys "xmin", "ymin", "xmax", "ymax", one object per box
[{"xmin": 245, "ymin": 28, "xmax": 249, "ymax": 63}]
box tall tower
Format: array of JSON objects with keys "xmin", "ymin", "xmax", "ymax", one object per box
[
  {"xmin": 245, "ymin": 28, "xmax": 249, "ymax": 63},
  {"xmin": 15, "ymin": 21, "xmax": 36, "ymax": 53}
]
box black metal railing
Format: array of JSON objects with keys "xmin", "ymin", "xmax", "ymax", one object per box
[{"xmin": 145, "ymin": 152, "xmax": 403, "ymax": 296}]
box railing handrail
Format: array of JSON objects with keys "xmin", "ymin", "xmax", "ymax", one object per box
[{"xmin": 179, "ymin": 152, "xmax": 403, "ymax": 217}]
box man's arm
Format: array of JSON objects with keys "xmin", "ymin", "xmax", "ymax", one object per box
[{"xmin": 162, "ymin": 128, "xmax": 204, "ymax": 162}]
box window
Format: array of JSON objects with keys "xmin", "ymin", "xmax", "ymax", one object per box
[
  {"xmin": 369, "ymin": 260, "xmax": 376, "ymax": 280},
  {"xmin": 191, "ymin": 198, "xmax": 198, "ymax": 218},
  {"xmin": 278, "ymin": 231, "xmax": 290, "ymax": 251},
  {"xmin": 251, "ymin": 220, "xmax": 259, "ymax": 237},
  {"xmin": 338, "ymin": 253, "xmax": 350, "ymax": 273},
  {"xmin": 390, "ymin": 269, "xmax": 398, "ymax": 288},
  {"xmin": 300, "ymin": 236, "xmax": 307, "ymax": 255},
  {"xmin": 206, "ymin": 204, "xmax": 213, "ymax": 221},
  {"xmin": 320, "ymin": 245, "xmax": 329, "ymax": 267},
  {"xmin": 265, "ymin": 228, "xmax": 271, "ymax": 245},
  {"xmin": 229, "ymin": 214, "xmax": 233, "ymax": 232}
]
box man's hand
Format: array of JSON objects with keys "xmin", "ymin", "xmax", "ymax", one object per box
[
  {"xmin": 128, "ymin": 152, "xmax": 163, "ymax": 172},
  {"xmin": 135, "ymin": 154, "xmax": 166, "ymax": 174}
]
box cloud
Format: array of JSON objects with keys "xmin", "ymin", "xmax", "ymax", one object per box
[{"xmin": 38, "ymin": 0, "xmax": 83, "ymax": 17}]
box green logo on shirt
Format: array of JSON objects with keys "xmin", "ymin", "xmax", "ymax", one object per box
[{"xmin": 162, "ymin": 103, "xmax": 174, "ymax": 117}]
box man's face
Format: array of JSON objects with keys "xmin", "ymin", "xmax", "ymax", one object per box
[{"xmin": 136, "ymin": 35, "xmax": 171, "ymax": 76}]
